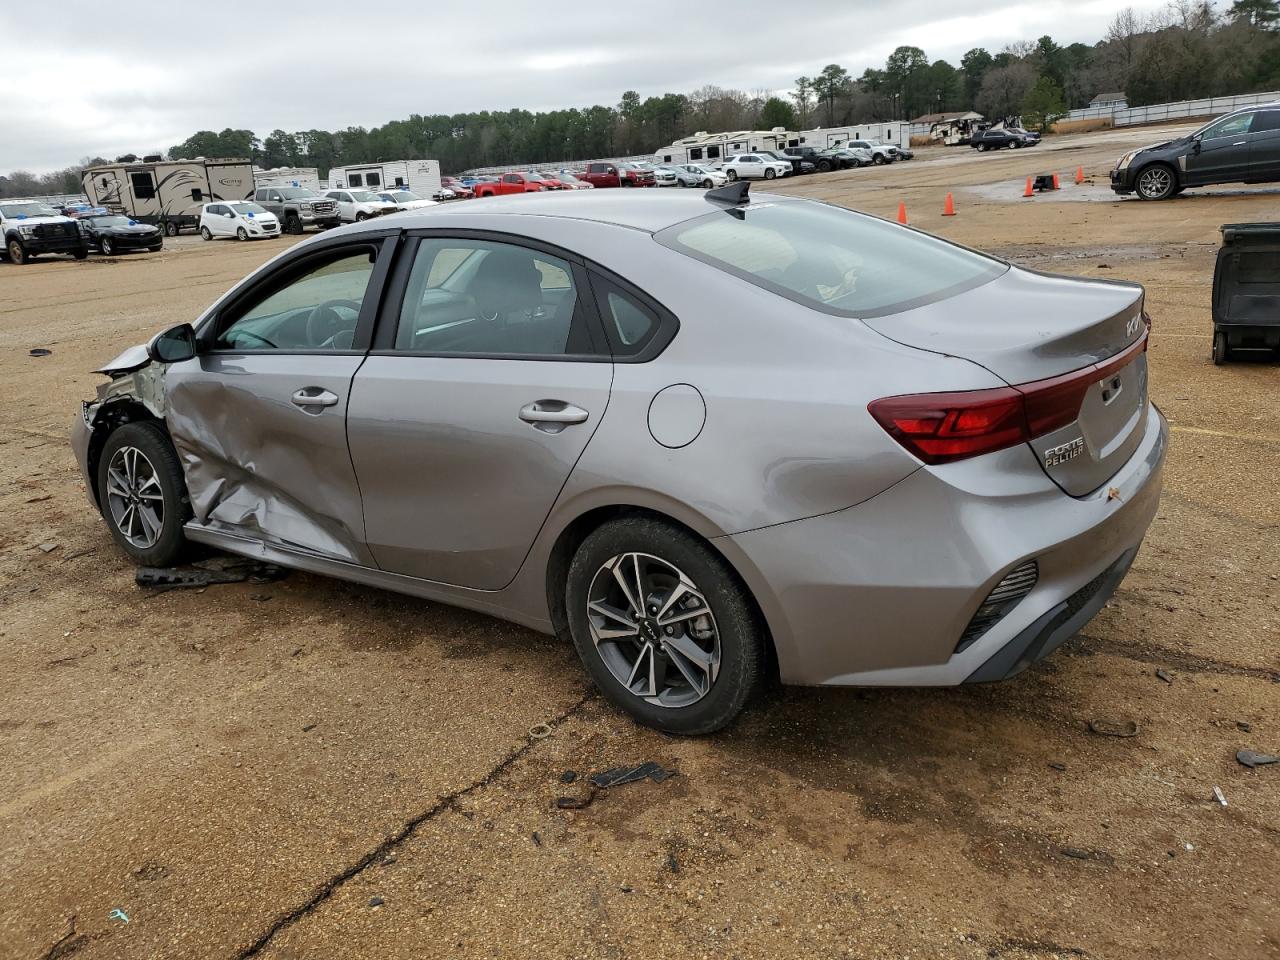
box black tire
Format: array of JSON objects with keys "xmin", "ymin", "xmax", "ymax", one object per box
[
  {"xmin": 817, "ymin": 160, "xmax": 832, "ymax": 172},
  {"xmin": 703, "ymin": 179, "xmax": 713, "ymax": 189},
  {"xmin": 978, "ymin": 143, "xmax": 988, "ymax": 153},
  {"xmin": 236, "ymin": 226, "xmax": 249, "ymax": 240},
  {"xmin": 1212, "ymin": 330, "xmax": 1230, "ymax": 365},
  {"xmin": 7, "ymin": 237, "xmax": 27, "ymax": 264},
  {"xmin": 100, "ymin": 237, "xmax": 114, "ymax": 256},
  {"xmin": 286, "ymin": 214, "xmax": 303, "ymax": 235},
  {"xmin": 73, "ymin": 247, "xmax": 88, "ymax": 260},
  {"xmin": 764, "ymin": 167, "xmax": 776, "ymax": 180},
  {"xmin": 725, "ymin": 169, "xmax": 738, "ymax": 181},
  {"xmin": 95, "ymin": 420, "xmax": 190, "ymax": 567},
  {"xmin": 200, "ymin": 226, "xmax": 213, "ymax": 241},
  {"xmin": 565, "ymin": 516, "xmax": 764, "ymax": 735},
  {"xmin": 355, "ymin": 212, "xmax": 369, "ymax": 221},
  {"xmin": 873, "ymin": 154, "xmax": 887, "ymax": 164},
  {"xmin": 1135, "ymin": 163, "xmax": 1178, "ymax": 201},
  {"xmin": 149, "ymin": 244, "xmax": 163, "ymax": 252},
  {"xmin": 164, "ymin": 220, "xmax": 179, "ymax": 237}
]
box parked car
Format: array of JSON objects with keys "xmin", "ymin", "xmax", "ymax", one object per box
[
  {"xmin": 970, "ymin": 128, "xmax": 1035, "ymax": 151},
  {"xmin": 1111, "ymin": 103, "xmax": 1280, "ymax": 200},
  {"xmin": 324, "ymin": 189, "xmax": 399, "ymax": 222},
  {"xmin": 253, "ymin": 186, "xmax": 341, "ymax": 234},
  {"xmin": 1, "ymin": 200, "xmax": 89, "ymax": 264},
  {"xmin": 553, "ymin": 171, "xmax": 594, "ymax": 190},
  {"xmin": 79, "ymin": 213, "xmax": 163, "ymax": 255},
  {"xmin": 69, "ymin": 189, "xmax": 1168, "ymax": 734},
  {"xmin": 525, "ymin": 171, "xmax": 569, "ymax": 191},
  {"xmin": 754, "ymin": 150, "xmax": 805, "ymax": 175},
  {"xmin": 817, "ymin": 148, "xmax": 868, "ymax": 171},
  {"xmin": 721, "ymin": 154, "xmax": 791, "ymax": 181},
  {"xmin": 1004, "ymin": 128, "xmax": 1039, "ymax": 146},
  {"xmin": 198, "ymin": 202, "xmax": 280, "ymax": 241},
  {"xmin": 440, "ymin": 177, "xmax": 475, "ymax": 199},
  {"xmin": 670, "ymin": 164, "xmax": 728, "ymax": 188},
  {"xmin": 374, "ymin": 189, "xmax": 439, "ymax": 211},
  {"xmin": 473, "ymin": 172, "xmax": 549, "ymax": 197},
  {"xmin": 782, "ymin": 146, "xmax": 824, "ymax": 168},
  {"xmin": 885, "ymin": 141, "xmax": 915, "ymax": 159},
  {"xmin": 578, "ymin": 161, "xmax": 655, "ymax": 188},
  {"xmin": 653, "ymin": 166, "xmax": 681, "ymax": 187}
]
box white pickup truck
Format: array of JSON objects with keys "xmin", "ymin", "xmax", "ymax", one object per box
[{"xmin": 1, "ymin": 200, "xmax": 89, "ymax": 264}]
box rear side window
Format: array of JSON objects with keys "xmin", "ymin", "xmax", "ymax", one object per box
[
  {"xmin": 656, "ymin": 200, "xmax": 1006, "ymax": 318},
  {"xmin": 1252, "ymin": 111, "xmax": 1280, "ymax": 133}
]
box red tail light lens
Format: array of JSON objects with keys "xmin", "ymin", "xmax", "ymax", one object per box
[{"xmin": 870, "ymin": 333, "xmax": 1148, "ymax": 466}]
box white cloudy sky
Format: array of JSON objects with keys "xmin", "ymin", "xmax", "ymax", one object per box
[{"xmin": 2, "ymin": 0, "xmax": 1170, "ymax": 173}]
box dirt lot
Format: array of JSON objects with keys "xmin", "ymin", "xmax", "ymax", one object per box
[{"xmin": 2, "ymin": 124, "xmax": 1277, "ymax": 960}]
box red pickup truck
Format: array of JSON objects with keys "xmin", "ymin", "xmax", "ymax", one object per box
[
  {"xmin": 473, "ymin": 172, "xmax": 548, "ymax": 198},
  {"xmin": 576, "ymin": 162, "xmax": 655, "ymax": 188}
]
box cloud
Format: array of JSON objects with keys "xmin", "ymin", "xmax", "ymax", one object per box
[{"xmin": 0, "ymin": 0, "xmax": 1169, "ymax": 172}]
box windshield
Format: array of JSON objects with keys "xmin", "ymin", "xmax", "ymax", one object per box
[
  {"xmin": 88, "ymin": 215, "xmax": 134, "ymax": 226},
  {"xmin": 230, "ymin": 202, "xmax": 267, "ymax": 215},
  {"xmin": 390, "ymin": 190, "xmax": 421, "ymax": 200},
  {"xmin": 657, "ymin": 200, "xmax": 1006, "ymax": 318},
  {"xmin": 0, "ymin": 201, "xmax": 57, "ymax": 218},
  {"xmin": 557, "ymin": 173, "xmax": 580, "ymax": 182},
  {"xmin": 350, "ymin": 191, "xmax": 380, "ymax": 202},
  {"xmin": 278, "ymin": 188, "xmax": 318, "ymax": 199}
]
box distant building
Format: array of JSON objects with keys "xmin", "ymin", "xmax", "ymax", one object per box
[{"xmin": 1089, "ymin": 92, "xmax": 1128, "ymax": 109}]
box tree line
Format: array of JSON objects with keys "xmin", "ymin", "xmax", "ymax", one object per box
[{"xmin": 2, "ymin": 0, "xmax": 1279, "ymax": 196}]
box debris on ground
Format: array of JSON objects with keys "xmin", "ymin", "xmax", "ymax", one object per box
[
  {"xmin": 302, "ymin": 723, "xmax": 317, "ymax": 733},
  {"xmin": 1048, "ymin": 762, "xmax": 1067, "ymax": 771},
  {"xmin": 37, "ymin": 542, "xmax": 59, "ymax": 553},
  {"xmin": 1088, "ymin": 719, "xmax": 1140, "ymax": 738},
  {"xmin": 1155, "ymin": 668, "xmax": 1173, "ymax": 684},
  {"xmin": 368, "ymin": 896, "xmax": 384, "ymax": 908},
  {"xmin": 558, "ymin": 770, "xmax": 577, "ymax": 784},
  {"xmin": 665, "ymin": 853, "xmax": 680, "ymax": 873},
  {"xmin": 1237, "ymin": 721, "xmax": 1252, "ymax": 733},
  {"xmin": 1236, "ymin": 750, "xmax": 1278, "ymax": 768},
  {"xmin": 1059, "ymin": 846, "xmax": 1114, "ymax": 864},
  {"xmin": 528, "ymin": 723, "xmax": 553, "ymax": 740},
  {"xmin": 531, "ymin": 831, "xmax": 542, "ymax": 847},
  {"xmin": 136, "ymin": 558, "xmax": 286, "ymax": 592},
  {"xmin": 107, "ymin": 908, "xmax": 129, "ymax": 924},
  {"xmin": 554, "ymin": 789, "xmax": 595, "ymax": 810},
  {"xmin": 61, "ymin": 548, "xmax": 95, "ymax": 562},
  {"xmin": 589, "ymin": 762, "xmax": 677, "ymax": 788},
  {"xmin": 29, "ymin": 348, "xmax": 52, "ymax": 357},
  {"xmin": 25, "ymin": 494, "xmax": 52, "ymax": 503},
  {"xmin": 1212, "ymin": 786, "xmax": 1228, "ymax": 807}
]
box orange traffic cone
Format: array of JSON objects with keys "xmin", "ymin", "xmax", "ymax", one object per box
[
  {"xmin": 1052, "ymin": 172, "xmax": 1061, "ymax": 190},
  {"xmin": 942, "ymin": 192, "xmax": 956, "ymax": 216},
  {"xmin": 1023, "ymin": 176, "xmax": 1034, "ymax": 198},
  {"xmin": 896, "ymin": 200, "xmax": 908, "ymax": 225},
  {"xmin": 1075, "ymin": 166, "xmax": 1085, "ymax": 185}
]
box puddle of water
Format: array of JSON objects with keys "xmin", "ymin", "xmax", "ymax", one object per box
[{"xmin": 967, "ymin": 180, "xmax": 1280, "ymax": 204}]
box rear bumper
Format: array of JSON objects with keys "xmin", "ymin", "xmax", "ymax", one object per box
[{"xmin": 720, "ymin": 405, "xmax": 1168, "ymax": 686}]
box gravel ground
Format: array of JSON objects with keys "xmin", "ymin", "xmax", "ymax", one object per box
[{"xmin": 1, "ymin": 125, "xmax": 1277, "ymax": 960}]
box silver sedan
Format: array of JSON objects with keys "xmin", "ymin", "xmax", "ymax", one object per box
[{"xmin": 72, "ymin": 185, "xmax": 1167, "ymax": 734}]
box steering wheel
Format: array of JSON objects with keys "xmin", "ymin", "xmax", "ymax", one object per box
[{"xmin": 305, "ymin": 299, "xmax": 361, "ymax": 347}]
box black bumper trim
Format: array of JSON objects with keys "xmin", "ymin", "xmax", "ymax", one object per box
[{"xmin": 963, "ymin": 547, "xmax": 1138, "ymax": 683}]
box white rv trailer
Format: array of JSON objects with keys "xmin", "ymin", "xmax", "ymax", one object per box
[
  {"xmin": 81, "ymin": 158, "xmax": 254, "ymax": 235},
  {"xmin": 652, "ymin": 128, "xmax": 800, "ymax": 165},
  {"xmin": 327, "ymin": 160, "xmax": 442, "ymax": 197},
  {"xmin": 254, "ymin": 166, "xmax": 321, "ymax": 192},
  {"xmin": 799, "ymin": 123, "xmax": 912, "ymax": 149}
]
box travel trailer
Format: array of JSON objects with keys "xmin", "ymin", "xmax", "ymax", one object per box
[
  {"xmin": 326, "ymin": 160, "xmax": 442, "ymax": 198},
  {"xmin": 254, "ymin": 166, "xmax": 321, "ymax": 192},
  {"xmin": 653, "ymin": 128, "xmax": 799, "ymax": 165},
  {"xmin": 81, "ymin": 157, "xmax": 254, "ymax": 235},
  {"xmin": 801, "ymin": 123, "xmax": 910, "ymax": 149}
]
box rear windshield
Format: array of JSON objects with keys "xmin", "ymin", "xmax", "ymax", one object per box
[{"xmin": 656, "ymin": 200, "xmax": 1006, "ymax": 317}]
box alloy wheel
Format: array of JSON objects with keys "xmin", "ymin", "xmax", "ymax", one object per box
[
  {"xmin": 586, "ymin": 552, "xmax": 721, "ymax": 708},
  {"xmin": 1138, "ymin": 166, "xmax": 1173, "ymax": 200},
  {"xmin": 105, "ymin": 445, "xmax": 165, "ymax": 548}
]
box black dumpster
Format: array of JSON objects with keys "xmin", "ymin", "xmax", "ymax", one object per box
[{"xmin": 1212, "ymin": 222, "xmax": 1280, "ymax": 364}]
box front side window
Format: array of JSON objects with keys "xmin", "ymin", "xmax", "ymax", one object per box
[
  {"xmin": 657, "ymin": 200, "xmax": 1006, "ymax": 318},
  {"xmin": 1201, "ymin": 112, "xmax": 1255, "ymax": 140},
  {"xmin": 393, "ymin": 238, "xmax": 589, "ymax": 356},
  {"xmin": 215, "ymin": 247, "xmax": 379, "ymax": 351}
]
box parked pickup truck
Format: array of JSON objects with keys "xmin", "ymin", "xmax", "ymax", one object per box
[
  {"xmin": 577, "ymin": 162, "xmax": 655, "ymax": 188},
  {"xmin": 252, "ymin": 186, "xmax": 342, "ymax": 234},
  {"xmin": 473, "ymin": 172, "xmax": 551, "ymax": 197},
  {"xmin": 1, "ymin": 200, "xmax": 89, "ymax": 264}
]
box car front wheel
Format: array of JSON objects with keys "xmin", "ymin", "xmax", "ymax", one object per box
[
  {"xmin": 764, "ymin": 168, "xmax": 776, "ymax": 179},
  {"xmin": 100, "ymin": 237, "xmax": 114, "ymax": 256},
  {"xmin": 1135, "ymin": 164, "xmax": 1177, "ymax": 201},
  {"xmin": 703, "ymin": 179, "xmax": 713, "ymax": 189},
  {"xmin": 566, "ymin": 517, "xmax": 764, "ymax": 735},
  {"xmin": 96, "ymin": 421, "xmax": 190, "ymax": 567},
  {"xmin": 7, "ymin": 238, "xmax": 28, "ymax": 264}
]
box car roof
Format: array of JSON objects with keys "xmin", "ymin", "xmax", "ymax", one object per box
[{"xmin": 340, "ymin": 188, "xmax": 805, "ymax": 234}]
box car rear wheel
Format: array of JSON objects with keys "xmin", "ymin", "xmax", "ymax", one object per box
[
  {"xmin": 200, "ymin": 226, "xmax": 213, "ymax": 241},
  {"xmin": 96, "ymin": 421, "xmax": 190, "ymax": 567},
  {"xmin": 100, "ymin": 237, "xmax": 114, "ymax": 256},
  {"xmin": 1212, "ymin": 331, "xmax": 1230, "ymax": 365},
  {"xmin": 164, "ymin": 220, "xmax": 179, "ymax": 237},
  {"xmin": 1135, "ymin": 164, "xmax": 1177, "ymax": 201},
  {"xmin": 725, "ymin": 169, "xmax": 738, "ymax": 181},
  {"xmin": 566, "ymin": 517, "xmax": 764, "ymax": 735}
]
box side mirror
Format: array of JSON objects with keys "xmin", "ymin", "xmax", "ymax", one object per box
[
  {"xmin": 1192, "ymin": 136, "xmax": 1202, "ymax": 155},
  {"xmin": 147, "ymin": 323, "xmax": 197, "ymax": 364}
]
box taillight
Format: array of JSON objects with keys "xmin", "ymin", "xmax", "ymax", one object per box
[{"xmin": 870, "ymin": 333, "xmax": 1148, "ymax": 466}]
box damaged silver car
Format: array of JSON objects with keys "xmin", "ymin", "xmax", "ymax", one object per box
[{"xmin": 73, "ymin": 188, "xmax": 1167, "ymax": 734}]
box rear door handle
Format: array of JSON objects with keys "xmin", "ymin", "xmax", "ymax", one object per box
[
  {"xmin": 291, "ymin": 387, "xmax": 340, "ymax": 409},
  {"xmin": 519, "ymin": 400, "xmax": 589, "ymax": 432}
]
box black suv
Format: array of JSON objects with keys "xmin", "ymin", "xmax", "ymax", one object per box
[
  {"xmin": 1110, "ymin": 104, "xmax": 1280, "ymax": 201},
  {"xmin": 969, "ymin": 128, "xmax": 1035, "ymax": 151}
]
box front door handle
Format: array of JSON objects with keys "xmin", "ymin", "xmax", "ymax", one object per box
[
  {"xmin": 519, "ymin": 400, "xmax": 589, "ymax": 433},
  {"xmin": 291, "ymin": 387, "xmax": 340, "ymax": 409}
]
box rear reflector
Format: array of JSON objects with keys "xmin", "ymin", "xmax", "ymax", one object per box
[{"xmin": 869, "ymin": 332, "xmax": 1148, "ymax": 465}]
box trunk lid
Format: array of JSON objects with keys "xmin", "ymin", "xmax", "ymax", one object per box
[{"xmin": 862, "ymin": 266, "xmax": 1150, "ymax": 497}]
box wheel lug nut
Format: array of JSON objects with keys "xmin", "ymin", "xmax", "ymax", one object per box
[{"xmin": 665, "ymin": 626, "xmax": 674, "ymax": 635}]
